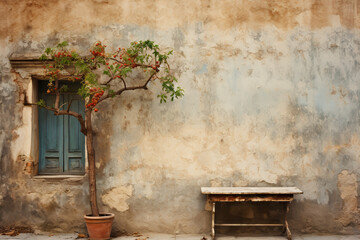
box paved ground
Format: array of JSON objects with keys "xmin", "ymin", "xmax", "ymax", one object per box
[{"xmin": 0, "ymin": 233, "xmax": 360, "ymax": 240}]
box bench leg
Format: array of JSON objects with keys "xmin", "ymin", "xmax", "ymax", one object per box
[
  {"xmin": 211, "ymin": 202, "xmax": 215, "ymax": 240},
  {"xmin": 284, "ymin": 202, "xmax": 292, "ymax": 240},
  {"xmin": 282, "ymin": 203, "xmax": 286, "ymax": 234}
]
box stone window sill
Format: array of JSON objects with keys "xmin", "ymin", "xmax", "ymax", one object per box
[{"xmin": 31, "ymin": 175, "xmax": 85, "ymax": 182}]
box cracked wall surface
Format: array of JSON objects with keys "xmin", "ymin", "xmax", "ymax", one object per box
[{"xmin": 0, "ymin": 0, "xmax": 360, "ymax": 235}]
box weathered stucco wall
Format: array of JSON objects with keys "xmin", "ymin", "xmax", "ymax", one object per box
[{"xmin": 1, "ymin": 0, "xmax": 360, "ymax": 235}]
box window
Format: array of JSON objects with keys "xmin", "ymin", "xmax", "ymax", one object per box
[{"xmin": 38, "ymin": 81, "xmax": 85, "ymax": 175}]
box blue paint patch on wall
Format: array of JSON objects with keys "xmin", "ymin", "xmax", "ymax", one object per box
[
  {"xmin": 195, "ymin": 64, "xmax": 208, "ymax": 74},
  {"xmin": 296, "ymin": 95, "xmax": 308, "ymax": 106}
]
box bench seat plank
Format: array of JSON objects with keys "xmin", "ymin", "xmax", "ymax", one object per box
[
  {"xmin": 207, "ymin": 194, "xmax": 294, "ymax": 202},
  {"xmin": 201, "ymin": 187, "xmax": 303, "ymax": 195}
]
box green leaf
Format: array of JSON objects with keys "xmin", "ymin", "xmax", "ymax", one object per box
[
  {"xmin": 78, "ymin": 85, "xmax": 90, "ymax": 98},
  {"xmin": 120, "ymin": 67, "xmax": 132, "ymax": 77},
  {"xmin": 61, "ymin": 85, "xmax": 69, "ymax": 92},
  {"xmin": 39, "ymin": 54, "xmax": 48, "ymax": 61},
  {"xmin": 157, "ymin": 94, "xmax": 167, "ymax": 103},
  {"xmin": 45, "ymin": 48, "xmax": 52, "ymax": 54},
  {"xmin": 36, "ymin": 99, "xmax": 46, "ymax": 107},
  {"xmin": 71, "ymin": 52, "xmax": 79, "ymax": 58},
  {"xmin": 109, "ymin": 89, "xmax": 116, "ymax": 98},
  {"xmin": 57, "ymin": 41, "xmax": 68, "ymax": 48}
]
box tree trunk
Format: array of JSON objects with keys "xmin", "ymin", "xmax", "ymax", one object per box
[{"xmin": 86, "ymin": 109, "xmax": 100, "ymax": 216}]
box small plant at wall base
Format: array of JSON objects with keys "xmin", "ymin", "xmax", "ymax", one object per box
[{"xmin": 36, "ymin": 40, "xmax": 184, "ymax": 239}]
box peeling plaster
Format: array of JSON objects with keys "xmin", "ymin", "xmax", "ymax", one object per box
[
  {"xmin": 101, "ymin": 185, "xmax": 133, "ymax": 212},
  {"xmin": 337, "ymin": 170, "xmax": 359, "ymax": 226}
]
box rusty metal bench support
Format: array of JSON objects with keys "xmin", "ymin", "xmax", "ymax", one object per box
[{"xmin": 210, "ymin": 200, "xmax": 292, "ymax": 240}]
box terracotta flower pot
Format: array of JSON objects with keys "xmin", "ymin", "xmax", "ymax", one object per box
[{"xmin": 84, "ymin": 213, "xmax": 115, "ymax": 240}]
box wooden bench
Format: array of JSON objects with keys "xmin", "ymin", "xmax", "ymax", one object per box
[{"xmin": 201, "ymin": 187, "xmax": 303, "ymax": 240}]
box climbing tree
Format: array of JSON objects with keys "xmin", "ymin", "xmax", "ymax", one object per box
[{"xmin": 36, "ymin": 40, "xmax": 184, "ymax": 216}]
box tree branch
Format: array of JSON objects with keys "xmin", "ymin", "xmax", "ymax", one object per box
[
  {"xmin": 54, "ymin": 79, "xmax": 60, "ymax": 109},
  {"xmin": 108, "ymin": 58, "xmax": 153, "ymax": 68},
  {"xmin": 57, "ymin": 110, "xmax": 87, "ymax": 135},
  {"xmin": 98, "ymin": 72, "xmax": 156, "ymax": 103},
  {"xmin": 121, "ymin": 77, "xmax": 127, "ymax": 89},
  {"xmin": 25, "ymin": 102, "xmax": 87, "ymax": 135},
  {"xmin": 66, "ymin": 99, "xmax": 73, "ymax": 112},
  {"xmin": 103, "ymin": 77, "xmax": 115, "ymax": 85}
]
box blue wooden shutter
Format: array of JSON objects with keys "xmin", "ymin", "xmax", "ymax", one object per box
[
  {"xmin": 63, "ymin": 93, "xmax": 85, "ymax": 173},
  {"xmin": 39, "ymin": 83, "xmax": 64, "ymax": 174},
  {"xmin": 38, "ymin": 81, "xmax": 85, "ymax": 174}
]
